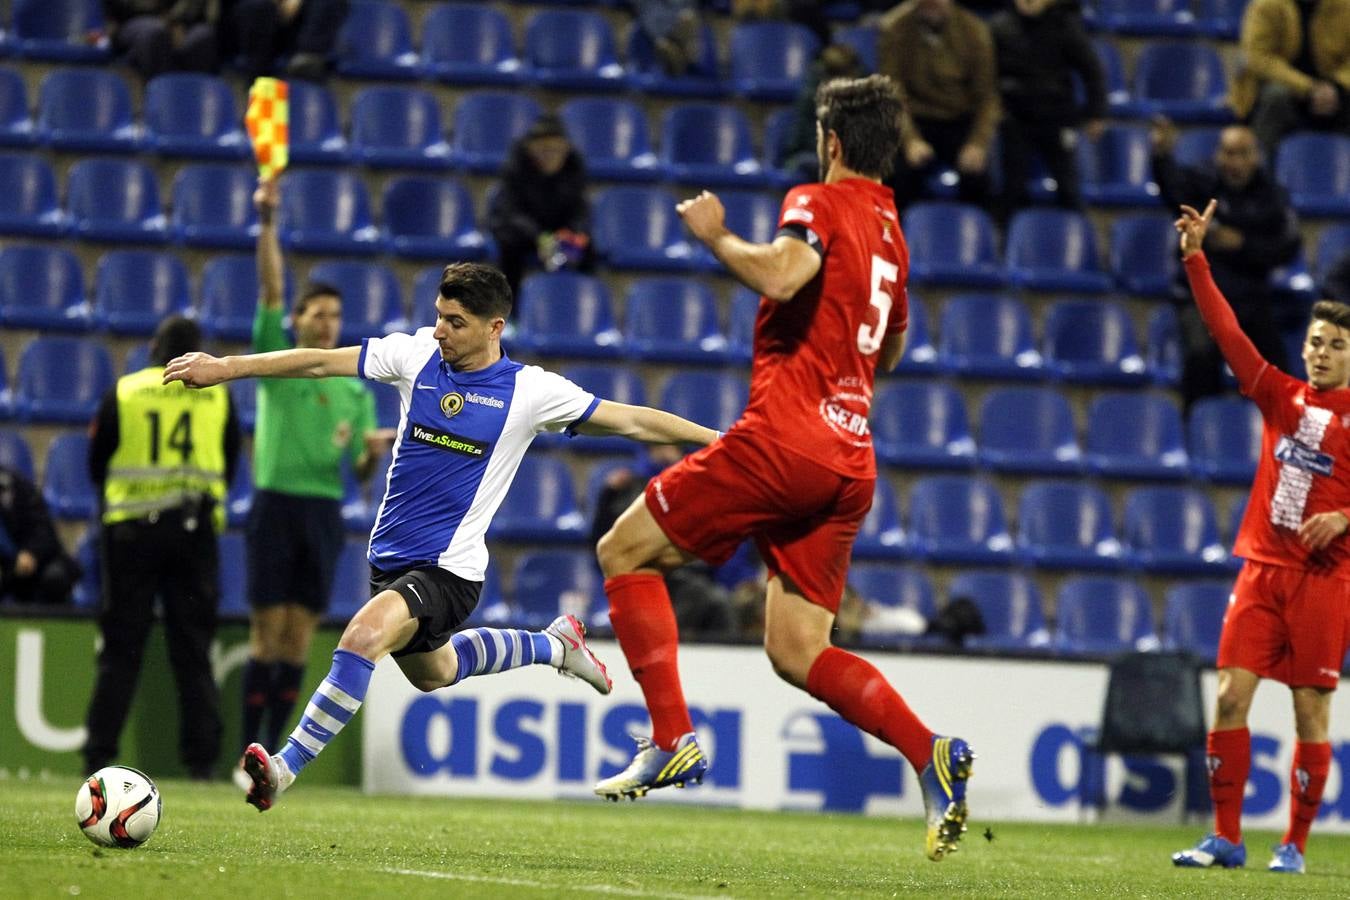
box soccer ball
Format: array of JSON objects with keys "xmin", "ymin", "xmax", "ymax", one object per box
[{"xmin": 75, "ymin": 766, "xmax": 162, "ymax": 848}]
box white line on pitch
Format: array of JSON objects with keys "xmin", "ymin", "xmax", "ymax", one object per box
[{"xmin": 380, "ymin": 867, "xmax": 726, "ymax": 899}]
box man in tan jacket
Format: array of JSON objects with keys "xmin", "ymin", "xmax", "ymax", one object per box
[
  {"xmin": 878, "ymin": 0, "xmax": 1000, "ymax": 211},
  {"xmin": 1233, "ymin": 0, "xmax": 1350, "ymax": 157}
]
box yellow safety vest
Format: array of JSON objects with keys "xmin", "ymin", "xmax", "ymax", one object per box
[{"xmin": 102, "ymin": 367, "xmax": 230, "ymax": 531}]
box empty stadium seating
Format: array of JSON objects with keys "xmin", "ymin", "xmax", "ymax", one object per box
[
  {"xmin": 381, "ymin": 176, "xmax": 490, "ymax": 260},
  {"xmin": 38, "ymin": 69, "xmax": 139, "ymax": 153},
  {"xmin": 871, "ymin": 381, "xmax": 976, "ymax": 470},
  {"xmin": 94, "ymin": 250, "xmax": 192, "ymax": 335},
  {"xmin": 171, "ymin": 164, "xmax": 259, "ymax": 249},
  {"xmin": 948, "ymin": 570, "xmax": 1051, "ymax": 650},
  {"xmin": 421, "ymin": 3, "xmax": 523, "ymax": 86},
  {"xmin": 559, "ymin": 97, "xmax": 660, "ymax": 182},
  {"xmin": 489, "ymin": 455, "xmax": 586, "ymax": 543},
  {"xmin": 143, "ymin": 73, "xmax": 248, "ymax": 159},
  {"xmin": 907, "ymin": 474, "xmax": 1014, "ymax": 565},
  {"xmin": 1016, "ymin": 480, "xmax": 1124, "ymax": 570},
  {"xmin": 67, "ymin": 158, "xmax": 167, "ymax": 243},
  {"xmin": 515, "ymin": 271, "xmax": 622, "ymax": 357},
  {"xmin": 524, "ymin": 9, "xmax": 625, "ymax": 91},
  {"xmin": 977, "ymin": 386, "xmax": 1082, "ymax": 475},
  {"xmin": 0, "ymin": 244, "xmax": 90, "ymax": 331},
  {"xmin": 350, "ymin": 86, "xmax": 452, "ymax": 169},
  {"xmin": 623, "ymin": 277, "xmax": 726, "ymax": 363},
  {"xmin": 1054, "ymin": 576, "xmax": 1160, "ymax": 655},
  {"xmin": 937, "ymin": 294, "xmax": 1042, "ymax": 380},
  {"xmin": 1162, "ymin": 580, "xmax": 1229, "ymax": 662},
  {"xmin": 15, "ymin": 336, "xmax": 113, "ymax": 423}
]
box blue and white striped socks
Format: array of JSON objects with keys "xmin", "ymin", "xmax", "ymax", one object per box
[
  {"xmin": 450, "ymin": 627, "xmax": 562, "ymax": 684},
  {"xmin": 278, "ymin": 649, "xmax": 374, "ymax": 784}
]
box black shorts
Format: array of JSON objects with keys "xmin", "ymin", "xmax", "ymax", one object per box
[
  {"xmin": 246, "ymin": 490, "xmax": 345, "ymax": 612},
  {"xmin": 371, "ymin": 563, "xmax": 481, "ymax": 657}
]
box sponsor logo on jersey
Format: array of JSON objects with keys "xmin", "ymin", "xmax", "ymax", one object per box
[
  {"xmin": 819, "ymin": 392, "xmax": 872, "ymax": 446},
  {"xmin": 410, "ymin": 423, "xmax": 488, "ymax": 457},
  {"xmin": 1273, "ymin": 435, "xmax": 1333, "ymax": 477},
  {"xmin": 464, "ymin": 391, "xmax": 504, "ymax": 409},
  {"xmin": 440, "ymin": 392, "xmax": 464, "ymax": 418}
]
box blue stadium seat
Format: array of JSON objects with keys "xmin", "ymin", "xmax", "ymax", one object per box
[
  {"xmin": 286, "ymin": 81, "xmax": 350, "ymax": 165},
  {"xmin": 341, "ymin": 446, "xmax": 391, "ymax": 533},
  {"xmin": 1146, "ymin": 304, "xmax": 1182, "ymax": 386},
  {"xmin": 509, "ymin": 549, "xmax": 605, "ymax": 629},
  {"xmin": 280, "ymin": 170, "xmax": 381, "ymax": 255},
  {"xmin": 1315, "ymin": 224, "xmax": 1350, "ymax": 292},
  {"xmin": 0, "ymin": 244, "xmax": 89, "ymax": 331},
  {"xmin": 489, "ymin": 455, "xmax": 586, "ymax": 544},
  {"xmin": 306, "ymin": 260, "xmax": 409, "ymax": 345},
  {"xmin": 1096, "ymin": 0, "xmax": 1197, "ymax": 35},
  {"xmin": 226, "ymin": 455, "xmax": 252, "ymax": 528},
  {"xmin": 449, "ymin": 92, "xmax": 541, "ymax": 173},
  {"xmin": 67, "ymin": 157, "xmax": 167, "ymax": 243},
  {"xmin": 216, "ymin": 531, "xmax": 248, "ymax": 617},
  {"xmin": 1129, "ymin": 42, "xmax": 1231, "ymax": 123},
  {"xmin": 421, "ymin": 3, "xmax": 523, "ymax": 86},
  {"xmin": 144, "ymin": 73, "xmax": 248, "ymax": 159},
  {"xmin": 977, "ymin": 386, "xmax": 1083, "ymax": 474},
  {"xmin": 625, "ymin": 19, "xmax": 723, "ymax": 97},
  {"xmin": 907, "ymin": 474, "xmax": 1014, "ymax": 565},
  {"xmin": 854, "ymin": 478, "xmax": 907, "ymax": 559},
  {"xmin": 1275, "ymin": 132, "xmax": 1350, "ymax": 217},
  {"xmin": 336, "ymin": 0, "xmax": 419, "ymax": 80},
  {"xmin": 896, "ymin": 296, "xmax": 940, "ymax": 374},
  {"xmin": 849, "ymin": 562, "xmax": 937, "ymax": 646},
  {"xmin": 948, "ymin": 571, "xmax": 1050, "ymax": 651},
  {"xmin": 1197, "ymin": 0, "xmax": 1251, "ymax": 39},
  {"xmin": 1079, "ymin": 125, "xmax": 1157, "ymax": 206},
  {"xmin": 1173, "ymin": 126, "xmax": 1222, "ymax": 167},
  {"xmin": 560, "ymin": 97, "xmax": 660, "ymax": 181},
  {"xmin": 1162, "ymin": 580, "xmax": 1230, "ymax": 662},
  {"xmin": 1093, "ymin": 39, "xmax": 1133, "ymax": 115},
  {"xmin": 1043, "ymin": 299, "xmax": 1148, "ymax": 385},
  {"xmin": 229, "ymin": 379, "xmax": 256, "ymax": 433},
  {"xmin": 1085, "ymin": 392, "xmax": 1189, "ymax": 479},
  {"xmin": 592, "ymin": 186, "xmax": 703, "ymax": 272},
  {"xmin": 623, "ymin": 278, "xmax": 727, "ymax": 363},
  {"xmin": 411, "ymin": 266, "xmax": 444, "ymax": 327},
  {"xmin": 1188, "ymin": 395, "xmax": 1261, "ymax": 484},
  {"xmin": 556, "ymin": 364, "xmax": 646, "ymax": 454},
  {"xmin": 122, "ymin": 342, "xmax": 151, "ymax": 374},
  {"xmin": 370, "ymin": 384, "xmax": 400, "ymax": 431},
  {"xmin": 1054, "ymin": 576, "xmax": 1159, "ymax": 655},
  {"xmin": 71, "ymin": 529, "xmax": 102, "ymax": 609},
  {"xmin": 0, "ymin": 347, "xmax": 16, "ymax": 417},
  {"xmin": 0, "ymin": 68, "xmax": 37, "ymax": 147},
  {"xmin": 326, "ymin": 538, "xmax": 372, "ymax": 625},
  {"xmin": 659, "ymin": 103, "xmax": 768, "ymax": 187},
  {"xmin": 1226, "ymin": 495, "xmax": 1247, "ymax": 544},
  {"xmin": 761, "ymin": 106, "xmax": 802, "ymax": 189},
  {"xmin": 9, "ymin": 0, "xmax": 109, "ymax": 62},
  {"xmin": 17, "ymin": 337, "xmax": 111, "ymax": 423},
  {"xmin": 524, "ymin": 9, "xmax": 624, "ymax": 91},
  {"xmin": 725, "ymin": 286, "xmax": 759, "ymax": 364},
  {"xmin": 199, "ymin": 254, "xmax": 289, "ymax": 341},
  {"xmin": 902, "ymin": 203, "xmax": 1004, "ymax": 287},
  {"xmin": 382, "ymin": 176, "xmax": 488, "ymax": 261},
  {"xmin": 516, "ymin": 271, "xmax": 621, "ymax": 357},
  {"xmin": 870, "ymin": 381, "xmax": 976, "ymax": 469},
  {"xmin": 43, "ymin": 433, "xmax": 98, "ymax": 520},
  {"xmin": 171, "ymin": 163, "xmax": 259, "ymax": 249},
  {"xmin": 0, "ymin": 428, "xmax": 35, "ymax": 480},
  {"xmin": 728, "ymin": 22, "xmax": 819, "ymax": 101},
  {"xmin": 93, "ymin": 250, "xmax": 191, "ymax": 335},
  {"xmin": 1016, "ymin": 480, "xmax": 1124, "ymax": 570},
  {"xmin": 659, "ymin": 371, "xmax": 749, "ymax": 432},
  {"xmin": 0, "ymin": 154, "xmax": 66, "ymax": 236},
  {"xmin": 350, "ymin": 86, "xmax": 452, "ymax": 169},
  {"xmin": 1123, "ymin": 485, "xmax": 1230, "ymax": 575},
  {"xmin": 1005, "ymin": 209, "xmax": 1112, "ymax": 293},
  {"xmin": 38, "ymin": 69, "xmax": 139, "ymax": 152},
  {"xmin": 937, "ymin": 294, "xmax": 1042, "ymax": 380},
  {"xmin": 1111, "ymin": 213, "xmax": 1177, "ymax": 297},
  {"xmin": 835, "ymin": 25, "xmax": 879, "ymax": 72}
]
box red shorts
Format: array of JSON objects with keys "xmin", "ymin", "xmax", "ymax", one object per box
[
  {"xmin": 644, "ymin": 429, "xmax": 873, "ymax": 613},
  {"xmin": 1218, "ymin": 559, "xmax": 1350, "ymax": 689}
]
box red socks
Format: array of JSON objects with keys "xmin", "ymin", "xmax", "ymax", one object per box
[
  {"xmin": 1207, "ymin": 728, "xmax": 1250, "ymax": 844},
  {"xmin": 1283, "ymin": 741, "xmax": 1331, "ymax": 853},
  {"xmin": 604, "ymin": 573, "xmax": 693, "ymax": 751},
  {"xmin": 805, "ymin": 646, "xmax": 934, "ymax": 772}
]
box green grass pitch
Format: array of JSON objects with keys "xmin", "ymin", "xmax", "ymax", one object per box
[{"xmin": 3, "ymin": 779, "xmax": 1348, "ymax": 898}]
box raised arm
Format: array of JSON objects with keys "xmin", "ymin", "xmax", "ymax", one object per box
[
  {"xmin": 1177, "ymin": 200, "xmax": 1268, "ymax": 389},
  {"xmin": 574, "ymin": 400, "xmax": 720, "ymax": 446},
  {"xmin": 163, "ymin": 346, "xmax": 362, "ymax": 388},
  {"xmin": 677, "ymin": 191, "xmax": 821, "ymax": 302},
  {"xmin": 255, "ymin": 176, "xmax": 285, "ymax": 311}
]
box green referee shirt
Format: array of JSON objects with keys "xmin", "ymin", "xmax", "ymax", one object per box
[{"xmin": 252, "ymin": 306, "xmax": 377, "ymax": 500}]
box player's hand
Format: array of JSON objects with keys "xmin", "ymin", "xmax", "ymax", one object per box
[
  {"xmin": 1083, "ymin": 119, "xmax": 1107, "ymax": 142},
  {"xmin": 904, "ymin": 138, "xmax": 934, "ymax": 168},
  {"xmin": 956, "ymin": 142, "xmax": 988, "ymax": 174},
  {"xmin": 1206, "ymin": 223, "xmax": 1244, "ymax": 252},
  {"xmin": 1174, "ymin": 199, "xmax": 1215, "ymax": 259},
  {"xmin": 1299, "ymin": 510, "xmax": 1350, "ymax": 552},
  {"xmin": 14, "ymin": 550, "xmax": 37, "ymax": 578},
  {"xmin": 162, "ymin": 352, "xmax": 231, "ymax": 389},
  {"xmin": 1310, "ymin": 81, "xmax": 1340, "ymax": 117},
  {"xmin": 254, "ymin": 175, "xmax": 279, "ymax": 222},
  {"xmin": 676, "ymin": 190, "xmax": 727, "ymax": 244}
]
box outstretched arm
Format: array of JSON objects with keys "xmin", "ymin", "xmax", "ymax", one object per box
[
  {"xmin": 1177, "ymin": 200, "xmax": 1268, "ymax": 390},
  {"xmin": 163, "ymin": 346, "xmax": 362, "ymax": 388},
  {"xmin": 575, "ymin": 400, "xmax": 719, "ymax": 446},
  {"xmin": 678, "ymin": 191, "xmax": 821, "ymax": 301}
]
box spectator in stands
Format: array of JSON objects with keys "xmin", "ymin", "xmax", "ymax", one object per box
[
  {"xmin": 878, "ymin": 0, "xmax": 1000, "ymax": 211},
  {"xmin": 220, "ymin": 0, "xmax": 350, "ymax": 82},
  {"xmin": 629, "ymin": 0, "xmax": 703, "ymax": 76},
  {"xmin": 1324, "ymin": 246, "xmax": 1350, "ymax": 303},
  {"xmin": 780, "ymin": 44, "xmax": 869, "ymax": 185},
  {"xmin": 990, "ymin": 0, "xmax": 1107, "ymax": 215},
  {"xmin": 590, "ymin": 446, "xmax": 736, "ymax": 640},
  {"xmin": 1151, "ymin": 119, "xmax": 1302, "ymax": 409},
  {"xmin": 0, "ymin": 466, "xmax": 80, "ymax": 605},
  {"xmin": 1232, "ymin": 0, "xmax": 1350, "ymax": 159},
  {"xmin": 104, "ymin": 0, "xmax": 220, "ymax": 79},
  {"xmin": 488, "ymin": 114, "xmax": 594, "ymax": 304}
]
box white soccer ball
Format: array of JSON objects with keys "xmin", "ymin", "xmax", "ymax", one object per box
[{"xmin": 74, "ymin": 766, "xmax": 162, "ymax": 848}]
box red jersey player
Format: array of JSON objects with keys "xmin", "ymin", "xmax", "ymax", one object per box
[
  {"xmin": 1172, "ymin": 200, "xmax": 1350, "ymax": 876},
  {"xmin": 593, "ymin": 75, "xmax": 974, "ymax": 862}
]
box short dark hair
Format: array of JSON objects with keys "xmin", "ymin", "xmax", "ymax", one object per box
[
  {"xmin": 150, "ymin": 314, "xmax": 203, "ymax": 366},
  {"xmin": 295, "ymin": 281, "xmax": 342, "ymax": 317},
  {"xmin": 815, "ymin": 75, "xmax": 905, "ymax": 180},
  {"xmin": 438, "ymin": 263, "xmax": 513, "ymax": 320},
  {"xmin": 1311, "ymin": 300, "xmax": 1350, "ymax": 332}
]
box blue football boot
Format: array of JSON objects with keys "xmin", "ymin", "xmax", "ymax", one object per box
[
  {"xmin": 1268, "ymin": 842, "xmax": 1305, "ymax": 874},
  {"xmin": 593, "ymin": 732, "xmax": 708, "ymax": 801},
  {"xmin": 1172, "ymin": 834, "xmax": 1247, "ymax": 868},
  {"xmin": 918, "ymin": 735, "xmax": 975, "ymax": 861}
]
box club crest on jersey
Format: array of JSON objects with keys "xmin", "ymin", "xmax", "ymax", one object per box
[
  {"xmin": 1273, "ymin": 435, "xmax": 1333, "ymax": 477},
  {"xmin": 441, "ymin": 392, "xmax": 464, "ymax": 418}
]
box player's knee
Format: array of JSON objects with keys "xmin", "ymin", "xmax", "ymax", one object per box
[
  {"xmin": 596, "ymin": 527, "xmax": 633, "ymax": 578},
  {"xmin": 763, "ymin": 636, "xmax": 810, "ymax": 689},
  {"xmin": 1215, "ymin": 682, "xmax": 1253, "ymax": 722},
  {"xmin": 337, "ymin": 618, "xmax": 385, "ymax": 659},
  {"xmin": 411, "ymin": 677, "xmax": 444, "ymax": 693}
]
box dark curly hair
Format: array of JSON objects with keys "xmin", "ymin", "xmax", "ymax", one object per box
[{"xmin": 814, "ymin": 75, "xmax": 905, "ymax": 180}]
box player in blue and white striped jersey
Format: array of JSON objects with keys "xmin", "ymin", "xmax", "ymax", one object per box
[{"xmin": 164, "ymin": 263, "xmax": 719, "ymax": 810}]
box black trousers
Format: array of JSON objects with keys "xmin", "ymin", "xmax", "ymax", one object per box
[
  {"xmin": 83, "ymin": 509, "xmax": 222, "ymax": 776},
  {"xmin": 886, "ymin": 115, "xmax": 993, "ymax": 212},
  {"xmin": 1179, "ymin": 295, "xmax": 1288, "ymax": 412},
  {"xmin": 1000, "ymin": 119, "xmax": 1085, "ymax": 213}
]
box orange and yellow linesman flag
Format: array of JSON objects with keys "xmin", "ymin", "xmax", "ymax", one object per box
[{"xmin": 245, "ymin": 77, "xmax": 289, "ymax": 178}]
